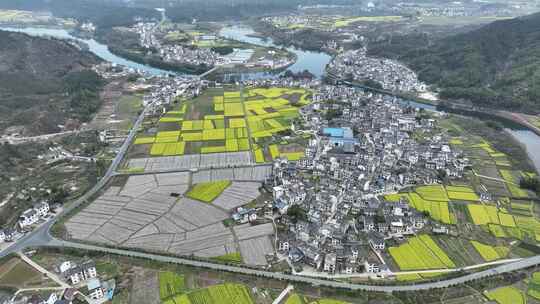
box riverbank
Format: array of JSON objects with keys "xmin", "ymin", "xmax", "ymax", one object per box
[{"xmin": 219, "ymin": 24, "xmax": 333, "ymax": 79}]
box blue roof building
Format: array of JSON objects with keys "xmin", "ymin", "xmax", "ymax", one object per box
[
  {"xmin": 323, "ymin": 127, "xmax": 344, "ymax": 137},
  {"xmin": 323, "ymin": 127, "xmax": 357, "ymax": 147}
]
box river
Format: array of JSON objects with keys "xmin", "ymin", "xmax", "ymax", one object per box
[
  {"xmin": 2, "ymin": 25, "xmax": 539, "ymax": 173},
  {"xmin": 219, "ymin": 25, "xmax": 333, "ymax": 79}
]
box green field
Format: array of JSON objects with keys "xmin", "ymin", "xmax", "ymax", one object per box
[
  {"xmin": 402, "ymin": 192, "xmax": 453, "ymax": 224},
  {"xmin": 187, "ymin": 180, "xmax": 231, "ymax": 203},
  {"xmin": 163, "ymin": 283, "xmax": 253, "ymax": 304},
  {"xmin": 389, "ymin": 235, "xmax": 455, "ymax": 270},
  {"xmin": 470, "ymin": 241, "xmax": 508, "ymax": 262},
  {"xmin": 484, "ymin": 286, "xmax": 526, "ymax": 304},
  {"xmin": 0, "ymin": 258, "xmax": 45, "ymax": 288},
  {"xmin": 528, "ymin": 272, "xmax": 540, "ymax": 300},
  {"xmin": 500, "ymin": 169, "xmax": 529, "ymax": 197},
  {"xmin": 135, "ymin": 87, "xmax": 310, "ymax": 161},
  {"xmin": 159, "ymin": 272, "xmax": 186, "ymax": 300},
  {"xmin": 446, "ymin": 186, "xmax": 480, "ymax": 201},
  {"xmin": 285, "ymin": 294, "xmax": 307, "ymax": 304},
  {"xmin": 211, "ymin": 252, "xmax": 243, "ymax": 264},
  {"xmin": 334, "ymin": 15, "xmax": 403, "ymax": 27}
]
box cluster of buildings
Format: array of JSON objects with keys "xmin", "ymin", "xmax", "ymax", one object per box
[
  {"xmin": 9, "ymin": 259, "xmax": 114, "ymax": 304},
  {"xmin": 393, "ymin": 1, "xmax": 527, "ymax": 17},
  {"xmin": 17, "ymin": 201, "xmax": 51, "ymax": 229},
  {"xmin": 130, "ymin": 22, "xmax": 294, "ymax": 71},
  {"xmin": 0, "ymin": 201, "xmax": 52, "ymax": 249},
  {"xmin": 327, "ymin": 49, "xmax": 427, "ymax": 93},
  {"xmin": 59, "ymin": 260, "xmax": 114, "ymax": 302},
  {"xmin": 141, "ymin": 76, "xmax": 203, "ymax": 108},
  {"xmin": 131, "ymin": 22, "xmax": 219, "ymax": 67},
  {"xmin": 270, "ymin": 85, "xmax": 469, "ymax": 275}
]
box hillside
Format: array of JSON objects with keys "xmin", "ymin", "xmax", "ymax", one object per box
[
  {"xmin": 0, "ymin": 30, "xmax": 102, "ymax": 136},
  {"xmin": 368, "ymin": 13, "xmax": 540, "ymax": 112}
]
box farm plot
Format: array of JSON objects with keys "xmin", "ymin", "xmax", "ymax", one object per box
[
  {"xmin": 467, "ymin": 204, "xmax": 503, "ymax": 226},
  {"xmin": 446, "ymin": 186, "xmax": 480, "ymax": 201},
  {"xmin": 191, "ymin": 166, "xmax": 272, "ymax": 183},
  {"xmin": 388, "ymin": 235, "xmax": 455, "ymax": 270},
  {"xmin": 163, "ymin": 283, "xmax": 254, "ymax": 304},
  {"xmin": 234, "ymin": 223, "xmax": 275, "ymax": 265},
  {"xmin": 415, "ymin": 185, "xmax": 449, "ymax": 201},
  {"xmin": 484, "ymin": 286, "xmax": 526, "ymax": 304},
  {"xmin": 211, "ymin": 182, "xmax": 261, "ymax": 210},
  {"xmin": 187, "ymin": 180, "xmax": 231, "ymax": 203},
  {"xmin": 470, "ymin": 241, "xmax": 509, "ymax": 262},
  {"xmin": 0, "ymin": 258, "xmax": 51, "ymax": 288},
  {"xmin": 159, "ymin": 272, "xmax": 186, "ymax": 300},
  {"xmin": 500, "ymin": 169, "xmax": 529, "ymax": 198},
  {"xmin": 403, "ymin": 193, "xmax": 453, "ymax": 224},
  {"xmin": 126, "ymin": 152, "xmax": 253, "ymax": 172},
  {"xmin": 434, "ymin": 236, "xmax": 485, "ymax": 266},
  {"xmin": 64, "ymin": 173, "xmax": 274, "ymax": 260},
  {"xmin": 528, "ymin": 272, "xmax": 540, "ymax": 300},
  {"xmin": 134, "ymin": 86, "xmax": 310, "ymax": 163}
]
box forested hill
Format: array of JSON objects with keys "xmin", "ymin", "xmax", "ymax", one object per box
[
  {"xmin": 0, "ymin": 30, "xmax": 103, "ymax": 136},
  {"xmin": 370, "ymin": 13, "xmax": 540, "ymax": 112}
]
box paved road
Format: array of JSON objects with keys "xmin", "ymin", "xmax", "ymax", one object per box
[
  {"xmin": 272, "ymin": 285, "xmax": 294, "ymax": 304},
  {"xmin": 44, "ymin": 239, "xmax": 540, "ymax": 293}
]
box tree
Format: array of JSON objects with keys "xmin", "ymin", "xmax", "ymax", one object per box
[
  {"xmin": 287, "ymin": 204, "xmax": 307, "ymax": 223},
  {"xmin": 520, "ymin": 177, "xmax": 540, "ymax": 194}
]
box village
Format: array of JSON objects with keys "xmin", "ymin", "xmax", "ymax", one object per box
[
  {"xmin": 268, "ymin": 83, "xmax": 471, "ymax": 275},
  {"xmin": 1, "ymin": 64, "xmax": 471, "ymax": 281},
  {"xmin": 326, "ymin": 49, "xmax": 428, "ymax": 93},
  {"xmin": 130, "ymin": 22, "xmax": 295, "ymax": 72}
]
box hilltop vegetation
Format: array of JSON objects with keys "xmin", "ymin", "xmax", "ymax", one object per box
[
  {"xmin": 0, "ymin": 30, "xmax": 102, "ymax": 135},
  {"xmin": 369, "ymin": 13, "xmax": 540, "ymax": 112}
]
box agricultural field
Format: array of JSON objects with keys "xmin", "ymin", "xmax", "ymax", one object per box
[
  {"xmin": 388, "ymin": 235, "xmax": 455, "ymax": 271},
  {"xmin": 132, "ymin": 87, "xmax": 310, "ymax": 163},
  {"xmin": 465, "ymin": 201, "xmax": 540, "ymax": 242},
  {"xmin": 470, "ymin": 241, "xmax": 509, "ymax": 262},
  {"xmin": 446, "ymin": 186, "xmax": 480, "ymax": 201},
  {"xmin": 211, "ymin": 252, "xmax": 242, "ymax": 264},
  {"xmin": 528, "ymin": 272, "xmax": 540, "ymax": 300},
  {"xmin": 162, "ymin": 283, "xmax": 254, "ymax": 304},
  {"xmin": 484, "ymin": 286, "xmax": 526, "ymax": 304},
  {"xmin": 159, "ymin": 272, "xmax": 186, "ymax": 301},
  {"xmin": 62, "ymin": 172, "xmax": 274, "ymax": 265},
  {"xmin": 385, "ymin": 186, "xmax": 454, "ymax": 224},
  {"xmin": 385, "ymin": 184, "xmax": 485, "ymax": 225},
  {"xmin": 284, "ymin": 294, "xmax": 349, "ymax": 304},
  {"xmin": 0, "ymin": 257, "xmax": 54, "ymax": 288},
  {"xmin": 0, "ymin": 9, "xmax": 74, "ymax": 26},
  {"xmin": 334, "ymin": 16, "xmax": 403, "ymax": 27},
  {"xmin": 187, "ymin": 180, "xmax": 231, "ymax": 203},
  {"xmin": 500, "ymin": 169, "xmax": 530, "ymax": 198},
  {"xmin": 269, "ymin": 14, "xmax": 403, "ymax": 30}
]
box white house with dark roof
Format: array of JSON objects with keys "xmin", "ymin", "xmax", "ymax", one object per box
[{"xmin": 19, "ymin": 209, "xmax": 39, "ymax": 228}]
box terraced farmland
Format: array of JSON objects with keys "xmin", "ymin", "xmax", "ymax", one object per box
[
  {"xmin": 162, "ymin": 283, "xmax": 254, "ymax": 304},
  {"xmin": 132, "ymin": 87, "xmax": 310, "ymax": 164},
  {"xmin": 470, "ymin": 241, "xmax": 509, "ymax": 262},
  {"xmin": 159, "ymin": 272, "xmax": 186, "ymax": 300},
  {"xmin": 484, "ymin": 286, "xmax": 526, "ymax": 304},
  {"xmin": 63, "ymin": 172, "xmax": 274, "ymax": 265},
  {"xmin": 389, "ymin": 235, "xmax": 455, "ymax": 270},
  {"xmin": 528, "ymin": 272, "xmax": 540, "ymax": 300}
]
